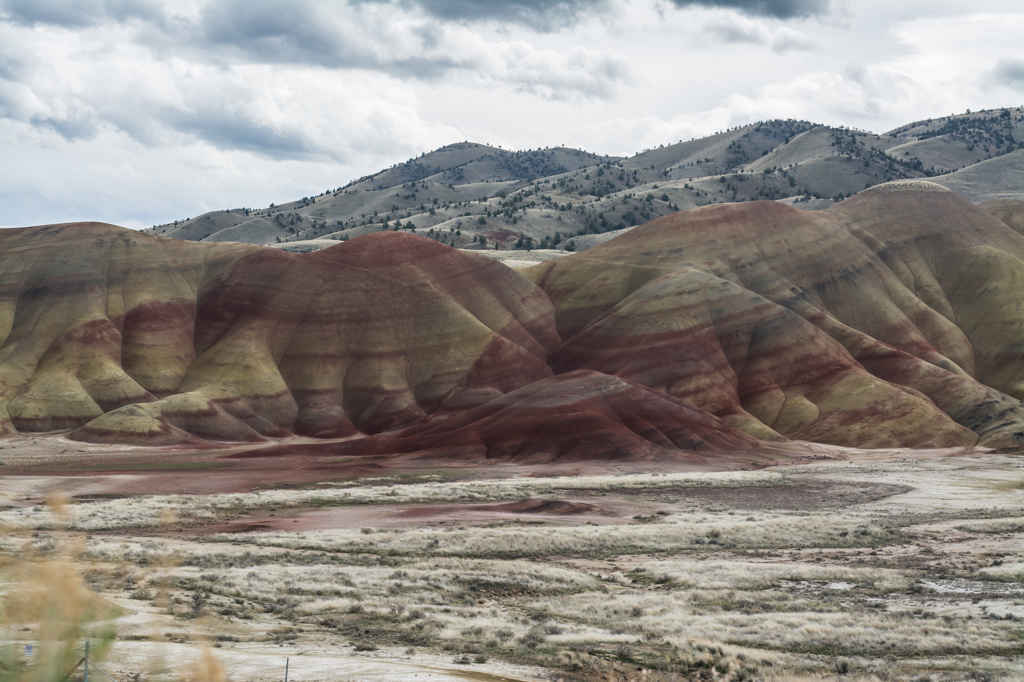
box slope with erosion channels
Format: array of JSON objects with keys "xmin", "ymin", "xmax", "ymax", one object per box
[
  {"xmin": 1, "ymin": 184, "xmax": 1023, "ymax": 460},
  {"xmin": 526, "ymin": 183, "xmax": 1024, "ymax": 451},
  {"xmin": 0, "ymin": 226, "xmax": 559, "ymax": 448}
]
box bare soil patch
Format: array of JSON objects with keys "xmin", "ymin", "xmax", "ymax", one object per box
[{"xmin": 181, "ymin": 499, "xmax": 618, "ymax": 536}]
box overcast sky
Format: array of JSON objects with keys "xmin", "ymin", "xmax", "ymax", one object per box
[{"xmin": 2, "ymin": 0, "xmax": 1022, "ymax": 229}]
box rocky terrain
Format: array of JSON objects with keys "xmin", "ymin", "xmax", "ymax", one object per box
[
  {"xmin": 2, "ymin": 181, "xmax": 1023, "ymax": 460},
  {"xmin": 145, "ymin": 108, "xmax": 1024, "ymax": 254}
]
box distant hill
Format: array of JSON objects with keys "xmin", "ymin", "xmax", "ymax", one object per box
[
  {"xmin": 146, "ymin": 107, "xmax": 1024, "ymax": 253},
  {"xmin": 924, "ymin": 150, "xmax": 1024, "ymax": 202}
]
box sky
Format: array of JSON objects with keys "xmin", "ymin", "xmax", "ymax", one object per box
[{"xmin": 1, "ymin": 0, "xmax": 1022, "ymax": 229}]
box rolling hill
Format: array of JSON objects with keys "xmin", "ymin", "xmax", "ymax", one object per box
[{"xmin": 145, "ymin": 108, "xmax": 1024, "ymax": 255}]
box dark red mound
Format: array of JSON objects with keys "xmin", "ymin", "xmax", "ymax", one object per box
[
  {"xmin": 252, "ymin": 370, "xmax": 772, "ymax": 464},
  {"xmin": 471, "ymin": 500, "xmax": 603, "ymax": 515}
]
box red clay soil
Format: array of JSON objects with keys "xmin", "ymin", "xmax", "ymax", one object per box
[
  {"xmin": 0, "ymin": 429, "xmax": 802, "ymax": 499},
  {"xmin": 471, "ymin": 500, "xmax": 603, "ymax": 514},
  {"xmin": 178, "ymin": 499, "xmax": 619, "ymax": 535}
]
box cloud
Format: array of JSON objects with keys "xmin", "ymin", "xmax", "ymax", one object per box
[
  {"xmin": 698, "ymin": 15, "xmax": 816, "ymax": 52},
  {"xmin": 0, "ymin": 120, "xmax": 372, "ymax": 229},
  {"xmin": 990, "ymin": 57, "xmax": 1024, "ymax": 87},
  {"xmin": 771, "ymin": 26, "xmax": 817, "ymax": 52},
  {"xmin": 0, "ymin": 0, "xmax": 630, "ymax": 167},
  {"xmin": 0, "ymin": 17, "xmax": 460, "ymax": 159},
  {"xmin": 704, "ymin": 14, "xmax": 772, "ymax": 44},
  {"xmin": 2, "ymin": 0, "xmax": 837, "ymax": 36},
  {"xmin": 191, "ymin": 1, "xmax": 458, "ymax": 75},
  {"xmin": 388, "ymin": 0, "xmax": 605, "ymax": 30},
  {"xmin": 669, "ymin": 0, "xmax": 833, "ymax": 19},
  {"xmin": 733, "ymin": 60, "xmax": 917, "ymax": 126},
  {"xmin": 1, "ymin": 0, "xmax": 625, "ymax": 92},
  {"xmin": 373, "ymin": 0, "xmax": 835, "ymax": 25},
  {"xmin": 167, "ymin": 110, "xmax": 313, "ymax": 160},
  {"xmin": 0, "ymin": 0, "xmax": 165, "ymax": 27},
  {"xmin": 102, "ymin": 1, "xmax": 630, "ymax": 96},
  {"xmin": 497, "ymin": 43, "xmax": 630, "ymax": 100}
]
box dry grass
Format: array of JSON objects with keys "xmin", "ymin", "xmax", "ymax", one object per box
[
  {"xmin": 0, "ymin": 497, "xmax": 116, "ymax": 682},
  {"xmin": 0, "ymin": 497, "xmax": 239, "ymax": 682},
  {"xmin": 1, "ymin": 455, "xmax": 1022, "ymax": 680},
  {"xmin": 203, "ymin": 510, "xmax": 895, "ymax": 558}
]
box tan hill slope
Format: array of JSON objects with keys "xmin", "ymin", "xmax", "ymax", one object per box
[
  {"xmin": 923, "ymin": 150, "xmax": 1024, "ymax": 203},
  {"xmin": 2, "ymin": 184, "xmax": 1023, "ymax": 457}
]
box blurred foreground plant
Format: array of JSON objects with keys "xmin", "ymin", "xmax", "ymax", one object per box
[{"xmin": 1, "ymin": 494, "xmax": 116, "ymax": 682}]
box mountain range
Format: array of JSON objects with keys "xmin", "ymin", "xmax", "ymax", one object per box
[{"xmin": 146, "ymin": 107, "xmax": 1024, "ymax": 255}]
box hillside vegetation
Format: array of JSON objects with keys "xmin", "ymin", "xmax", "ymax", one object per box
[{"xmin": 146, "ymin": 108, "xmax": 1024, "ymax": 253}]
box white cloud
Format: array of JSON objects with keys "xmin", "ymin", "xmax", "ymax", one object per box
[
  {"xmin": 771, "ymin": 26, "xmax": 816, "ymax": 53},
  {"xmin": 0, "ymin": 7, "xmax": 628, "ymax": 162},
  {"xmin": 598, "ymin": 9, "xmax": 1024, "ymax": 149},
  {"xmin": 0, "ymin": 119, "xmax": 440, "ymax": 229},
  {"xmin": 702, "ymin": 13, "xmax": 773, "ymax": 45},
  {"xmin": 499, "ymin": 43, "xmax": 631, "ymax": 100},
  {"xmin": 697, "ymin": 14, "xmax": 816, "ymax": 52}
]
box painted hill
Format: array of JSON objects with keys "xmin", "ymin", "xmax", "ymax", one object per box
[
  {"xmin": 0, "ymin": 225, "xmax": 558, "ymax": 445},
  {"xmin": 144, "ymin": 108, "xmax": 1023, "ymax": 257},
  {"xmin": 2, "ymin": 185, "xmax": 1023, "ymax": 458},
  {"xmin": 528, "ymin": 183, "xmax": 1024, "ymax": 451}
]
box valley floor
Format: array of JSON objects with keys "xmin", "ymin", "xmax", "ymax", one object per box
[{"xmin": 1, "ymin": 444, "xmax": 1022, "ymax": 681}]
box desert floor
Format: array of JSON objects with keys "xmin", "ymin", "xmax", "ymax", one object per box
[{"xmin": 1, "ymin": 439, "xmax": 1021, "ymax": 681}]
